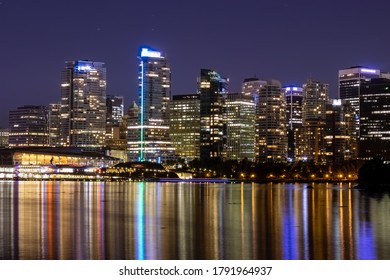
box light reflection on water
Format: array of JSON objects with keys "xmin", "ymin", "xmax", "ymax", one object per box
[{"xmin": 0, "ymin": 181, "xmax": 390, "ymax": 260}]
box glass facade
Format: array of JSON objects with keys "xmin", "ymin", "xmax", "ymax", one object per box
[
  {"xmin": 60, "ymin": 60, "xmax": 107, "ymax": 149},
  {"xmin": 198, "ymin": 69, "xmax": 228, "ymax": 161},
  {"xmin": 170, "ymin": 94, "xmax": 200, "ymax": 162},
  {"xmin": 325, "ymin": 99, "xmax": 357, "ymax": 164},
  {"xmin": 225, "ymin": 93, "xmax": 256, "ymax": 161},
  {"xmin": 283, "ymin": 86, "xmax": 303, "ymax": 161},
  {"xmin": 359, "ymin": 78, "xmax": 390, "ymax": 161},
  {"xmin": 8, "ymin": 105, "xmax": 49, "ymax": 147},
  {"xmin": 127, "ymin": 47, "xmax": 175, "ymax": 162}
]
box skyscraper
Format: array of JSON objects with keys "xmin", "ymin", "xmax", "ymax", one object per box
[
  {"xmin": 283, "ymin": 86, "xmax": 303, "ymax": 161},
  {"xmin": 359, "ymin": 78, "xmax": 390, "ymax": 161},
  {"xmin": 242, "ymin": 78, "xmax": 266, "ymax": 159},
  {"xmin": 300, "ymin": 79, "xmax": 329, "ymax": 163},
  {"xmin": 127, "ymin": 47, "xmax": 175, "ymax": 162},
  {"xmin": 225, "ymin": 92, "xmax": 256, "ymax": 161},
  {"xmin": 339, "ymin": 66, "xmax": 380, "ymax": 117},
  {"xmin": 60, "ymin": 60, "xmax": 107, "ymax": 149},
  {"xmin": 198, "ymin": 69, "xmax": 228, "ymax": 161},
  {"xmin": 257, "ymin": 80, "xmax": 287, "ymax": 162},
  {"xmin": 170, "ymin": 94, "xmax": 200, "ymax": 162},
  {"xmin": 8, "ymin": 105, "xmax": 49, "ymax": 147},
  {"xmin": 325, "ymin": 99, "xmax": 357, "ymax": 164}
]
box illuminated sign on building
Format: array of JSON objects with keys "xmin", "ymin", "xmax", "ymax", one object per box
[
  {"xmin": 140, "ymin": 48, "xmax": 161, "ymax": 58},
  {"xmin": 361, "ymin": 68, "xmax": 378, "ymax": 74},
  {"xmin": 74, "ymin": 64, "xmax": 92, "ymax": 72}
]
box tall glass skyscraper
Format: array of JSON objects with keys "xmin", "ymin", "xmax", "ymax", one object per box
[
  {"xmin": 127, "ymin": 47, "xmax": 175, "ymax": 162},
  {"xmin": 60, "ymin": 60, "xmax": 107, "ymax": 149},
  {"xmin": 198, "ymin": 69, "xmax": 228, "ymax": 161},
  {"xmin": 339, "ymin": 66, "xmax": 380, "ymax": 118},
  {"xmin": 283, "ymin": 86, "xmax": 303, "ymax": 161},
  {"xmin": 359, "ymin": 78, "xmax": 390, "ymax": 161}
]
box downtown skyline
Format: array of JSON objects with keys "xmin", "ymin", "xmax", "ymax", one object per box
[{"xmin": 1, "ymin": 0, "xmax": 390, "ymax": 128}]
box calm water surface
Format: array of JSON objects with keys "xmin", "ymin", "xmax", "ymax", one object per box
[{"xmin": 1, "ymin": 181, "xmax": 390, "ymax": 260}]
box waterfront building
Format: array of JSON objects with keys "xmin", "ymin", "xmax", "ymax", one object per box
[
  {"xmin": 225, "ymin": 92, "xmax": 256, "ymax": 161},
  {"xmin": 60, "ymin": 60, "xmax": 107, "ymax": 150},
  {"xmin": 0, "ymin": 128, "xmax": 9, "ymax": 148},
  {"xmin": 170, "ymin": 94, "xmax": 200, "ymax": 162},
  {"xmin": 198, "ymin": 69, "xmax": 228, "ymax": 161},
  {"xmin": 325, "ymin": 99, "xmax": 357, "ymax": 164},
  {"xmin": 8, "ymin": 105, "xmax": 49, "ymax": 147},
  {"xmin": 339, "ymin": 66, "xmax": 380, "ymax": 117},
  {"xmin": 48, "ymin": 103, "xmax": 61, "ymax": 147},
  {"xmin": 283, "ymin": 86, "xmax": 303, "ymax": 161},
  {"xmin": 300, "ymin": 79, "xmax": 329, "ymax": 163},
  {"xmin": 127, "ymin": 47, "xmax": 175, "ymax": 162},
  {"xmin": 339, "ymin": 66, "xmax": 380, "ymax": 145},
  {"xmin": 359, "ymin": 78, "xmax": 390, "ymax": 161},
  {"xmin": 242, "ymin": 78, "xmax": 267, "ymax": 159},
  {"xmin": 256, "ymin": 80, "xmax": 287, "ymax": 163}
]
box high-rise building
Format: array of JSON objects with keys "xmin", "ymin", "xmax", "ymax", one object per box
[
  {"xmin": 325, "ymin": 99, "xmax": 357, "ymax": 164},
  {"xmin": 198, "ymin": 69, "xmax": 228, "ymax": 161},
  {"xmin": 283, "ymin": 86, "xmax": 303, "ymax": 161},
  {"xmin": 359, "ymin": 78, "xmax": 390, "ymax": 161},
  {"xmin": 60, "ymin": 60, "xmax": 107, "ymax": 149},
  {"xmin": 256, "ymin": 80, "xmax": 287, "ymax": 162},
  {"xmin": 8, "ymin": 105, "xmax": 49, "ymax": 147},
  {"xmin": 48, "ymin": 103, "xmax": 61, "ymax": 147},
  {"xmin": 225, "ymin": 92, "xmax": 256, "ymax": 161},
  {"xmin": 300, "ymin": 79, "xmax": 329, "ymax": 163},
  {"xmin": 127, "ymin": 47, "xmax": 175, "ymax": 162},
  {"xmin": 339, "ymin": 66, "xmax": 380, "ymax": 116},
  {"xmin": 170, "ymin": 94, "xmax": 200, "ymax": 162},
  {"xmin": 242, "ymin": 78, "xmax": 267, "ymax": 159}
]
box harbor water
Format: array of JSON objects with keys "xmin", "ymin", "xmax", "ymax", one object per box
[{"xmin": 1, "ymin": 181, "xmax": 390, "ymax": 260}]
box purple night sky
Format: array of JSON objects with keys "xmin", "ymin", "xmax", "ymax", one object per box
[{"xmin": 1, "ymin": 0, "xmax": 390, "ymax": 128}]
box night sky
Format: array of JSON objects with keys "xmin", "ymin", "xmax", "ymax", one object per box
[{"xmin": 1, "ymin": 0, "xmax": 390, "ymax": 128}]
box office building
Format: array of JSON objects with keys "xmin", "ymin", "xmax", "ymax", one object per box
[
  {"xmin": 225, "ymin": 92, "xmax": 256, "ymax": 161},
  {"xmin": 359, "ymin": 78, "xmax": 390, "ymax": 161},
  {"xmin": 60, "ymin": 60, "xmax": 107, "ymax": 149},
  {"xmin": 300, "ymin": 79, "xmax": 329, "ymax": 163},
  {"xmin": 8, "ymin": 105, "xmax": 49, "ymax": 147},
  {"xmin": 284, "ymin": 86, "xmax": 303, "ymax": 161},
  {"xmin": 170, "ymin": 94, "xmax": 200, "ymax": 162},
  {"xmin": 127, "ymin": 47, "xmax": 175, "ymax": 162},
  {"xmin": 325, "ymin": 99, "xmax": 357, "ymax": 164},
  {"xmin": 256, "ymin": 80, "xmax": 287, "ymax": 162},
  {"xmin": 339, "ymin": 66, "xmax": 380, "ymax": 115},
  {"xmin": 198, "ymin": 69, "xmax": 228, "ymax": 161}
]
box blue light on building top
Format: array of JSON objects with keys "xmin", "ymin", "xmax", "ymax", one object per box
[{"xmin": 139, "ymin": 47, "xmax": 161, "ymax": 58}]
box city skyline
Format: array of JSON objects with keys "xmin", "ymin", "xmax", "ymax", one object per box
[{"xmin": 1, "ymin": 0, "xmax": 390, "ymax": 127}]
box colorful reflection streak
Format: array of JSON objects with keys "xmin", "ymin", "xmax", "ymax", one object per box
[{"xmin": 1, "ymin": 181, "xmax": 390, "ymax": 260}]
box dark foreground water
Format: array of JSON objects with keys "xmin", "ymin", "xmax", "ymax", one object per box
[{"xmin": 0, "ymin": 181, "xmax": 390, "ymax": 260}]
